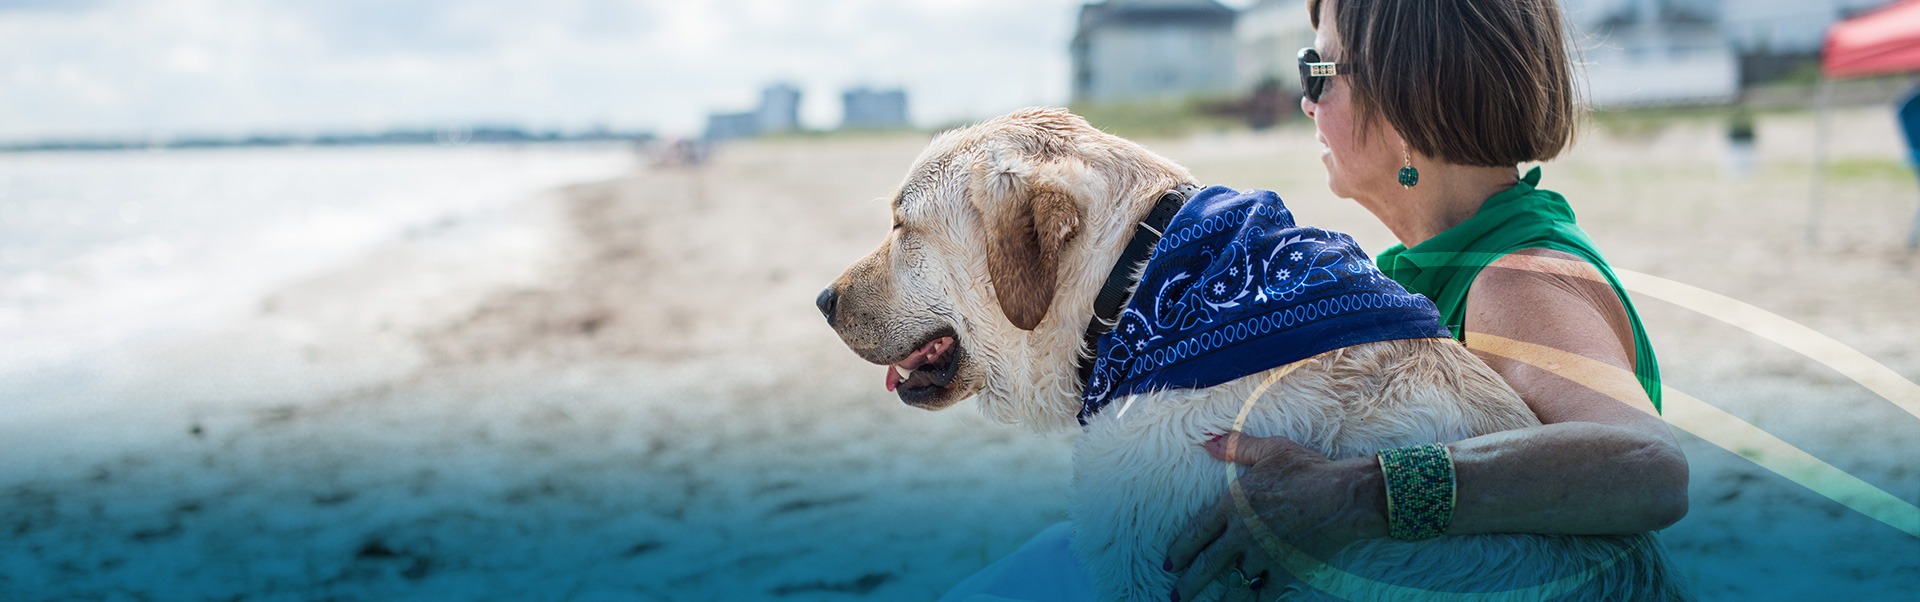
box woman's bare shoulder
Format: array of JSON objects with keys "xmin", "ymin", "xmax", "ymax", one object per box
[{"xmin": 1463, "ymin": 247, "xmax": 1658, "ymax": 423}]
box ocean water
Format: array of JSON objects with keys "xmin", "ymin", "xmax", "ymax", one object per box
[{"xmin": 0, "ymin": 144, "xmax": 634, "ymax": 411}]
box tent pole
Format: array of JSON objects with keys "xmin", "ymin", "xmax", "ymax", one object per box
[
  {"xmin": 1907, "ymin": 196, "xmax": 1920, "ymax": 250},
  {"xmin": 1809, "ymin": 78, "xmax": 1835, "ymax": 246}
]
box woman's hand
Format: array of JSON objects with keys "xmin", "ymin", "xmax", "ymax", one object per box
[{"xmin": 1164, "ymin": 432, "xmax": 1386, "ymax": 602}]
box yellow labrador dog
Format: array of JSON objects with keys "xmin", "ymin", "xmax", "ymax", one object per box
[{"xmin": 818, "ymin": 108, "xmax": 1676, "ymax": 600}]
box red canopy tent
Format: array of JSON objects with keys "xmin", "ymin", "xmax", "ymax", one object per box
[
  {"xmin": 1810, "ymin": 0, "xmax": 1920, "ymax": 249},
  {"xmin": 1824, "ymin": 0, "xmax": 1920, "ymax": 79}
]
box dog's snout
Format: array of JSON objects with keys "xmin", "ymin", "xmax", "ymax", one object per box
[{"xmin": 815, "ymin": 286, "xmax": 839, "ymax": 324}]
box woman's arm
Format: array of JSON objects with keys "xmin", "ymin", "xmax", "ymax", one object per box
[
  {"xmin": 1440, "ymin": 248, "xmax": 1689, "ymax": 534},
  {"xmin": 1166, "ymin": 250, "xmax": 1688, "ymax": 599}
]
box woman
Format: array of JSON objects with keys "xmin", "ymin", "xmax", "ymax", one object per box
[{"xmin": 1163, "ymin": 0, "xmax": 1689, "ymax": 599}]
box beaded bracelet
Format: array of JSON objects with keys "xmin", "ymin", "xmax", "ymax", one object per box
[{"xmin": 1376, "ymin": 442, "xmax": 1456, "ymax": 541}]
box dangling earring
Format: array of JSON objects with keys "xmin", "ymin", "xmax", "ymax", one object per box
[{"xmin": 1397, "ymin": 144, "xmax": 1420, "ymax": 189}]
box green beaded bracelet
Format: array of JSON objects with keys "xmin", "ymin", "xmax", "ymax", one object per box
[{"xmin": 1377, "ymin": 442, "xmax": 1456, "ymax": 541}]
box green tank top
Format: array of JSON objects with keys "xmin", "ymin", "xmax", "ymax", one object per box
[{"xmin": 1374, "ymin": 167, "xmax": 1663, "ymax": 412}]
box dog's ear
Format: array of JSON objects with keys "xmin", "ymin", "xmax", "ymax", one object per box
[{"xmin": 971, "ymin": 152, "xmax": 1082, "ymax": 331}]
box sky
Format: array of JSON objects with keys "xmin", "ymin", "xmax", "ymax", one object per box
[{"xmin": 0, "ymin": 0, "xmax": 1267, "ymax": 141}]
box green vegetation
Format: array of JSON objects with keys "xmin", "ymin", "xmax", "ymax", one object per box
[
  {"xmin": 1758, "ymin": 158, "xmax": 1918, "ymax": 183},
  {"xmin": 1586, "ymin": 71, "xmax": 1918, "ymax": 139},
  {"xmin": 1585, "ymin": 104, "xmax": 1743, "ymax": 139},
  {"xmin": 1069, "ymin": 98, "xmax": 1253, "ymax": 139},
  {"xmin": 1823, "ymin": 158, "xmax": 1917, "ymax": 182},
  {"xmin": 1768, "ymin": 61, "xmax": 1829, "ymax": 87}
]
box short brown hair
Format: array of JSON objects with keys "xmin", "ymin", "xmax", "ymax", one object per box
[{"xmin": 1309, "ymin": 0, "xmax": 1580, "ymax": 167}]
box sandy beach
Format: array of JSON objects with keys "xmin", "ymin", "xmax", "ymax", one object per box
[{"xmin": 1, "ymin": 108, "xmax": 1916, "ymax": 600}]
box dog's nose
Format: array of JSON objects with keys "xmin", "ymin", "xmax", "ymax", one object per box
[{"xmin": 815, "ymin": 286, "xmax": 839, "ymax": 324}]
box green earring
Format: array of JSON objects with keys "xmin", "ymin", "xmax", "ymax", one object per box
[{"xmin": 1398, "ymin": 146, "xmax": 1420, "ymax": 188}]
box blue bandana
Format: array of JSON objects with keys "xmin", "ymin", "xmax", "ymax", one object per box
[{"xmin": 1079, "ymin": 186, "xmax": 1451, "ymax": 423}]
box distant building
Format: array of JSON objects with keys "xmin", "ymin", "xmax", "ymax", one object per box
[
  {"xmin": 1230, "ymin": 0, "xmax": 1901, "ymax": 110},
  {"xmin": 1071, "ymin": 0, "xmax": 1239, "ymax": 105},
  {"xmin": 1565, "ymin": 0, "xmax": 1739, "ymax": 107},
  {"xmin": 1717, "ymin": 0, "xmax": 1897, "ymax": 81},
  {"xmin": 758, "ymin": 83, "xmax": 802, "ymax": 134},
  {"xmin": 1234, "ymin": 0, "xmax": 1312, "ymax": 94},
  {"xmin": 705, "ymin": 82, "xmax": 807, "ymax": 141},
  {"xmin": 1715, "ymin": 0, "xmax": 1894, "ymax": 55},
  {"xmin": 1234, "ymin": 0, "xmax": 1734, "ymax": 107},
  {"xmin": 841, "ymin": 87, "xmax": 910, "ymax": 129},
  {"xmin": 704, "ymin": 111, "xmax": 760, "ymax": 142},
  {"xmin": 1563, "ymin": 0, "xmax": 1899, "ymax": 96}
]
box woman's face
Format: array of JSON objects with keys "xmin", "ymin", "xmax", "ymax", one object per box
[{"xmin": 1302, "ymin": 0, "xmax": 1402, "ymax": 202}]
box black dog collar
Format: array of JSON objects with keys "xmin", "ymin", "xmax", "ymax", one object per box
[{"xmin": 1075, "ymin": 184, "xmax": 1200, "ymax": 387}]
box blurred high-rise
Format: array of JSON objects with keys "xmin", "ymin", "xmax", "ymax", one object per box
[
  {"xmin": 841, "ymin": 88, "xmax": 911, "ymax": 130},
  {"xmin": 757, "ymin": 83, "xmax": 802, "ymax": 135},
  {"xmin": 706, "ymin": 82, "xmax": 806, "ymax": 141}
]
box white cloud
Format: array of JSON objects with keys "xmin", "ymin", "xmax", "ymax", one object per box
[
  {"xmin": 0, "ymin": 0, "xmax": 1092, "ymax": 139},
  {"xmin": 52, "ymin": 63, "xmax": 123, "ymax": 108},
  {"xmin": 165, "ymin": 45, "xmax": 215, "ymax": 73}
]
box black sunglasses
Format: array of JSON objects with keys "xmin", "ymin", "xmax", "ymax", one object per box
[{"xmin": 1297, "ymin": 48, "xmax": 1349, "ymax": 103}]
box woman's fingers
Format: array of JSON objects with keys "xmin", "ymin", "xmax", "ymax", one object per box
[
  {"xmin": 1203, "ymin": 431, "xmax": 1317, "ymax": 469},
  {"xmin": 1172, "ymin": 529, "xmax": 1245, "ymax": 602},
  {"xmin": 1170, "ymin": 432, "xmax": 1343, "ymax": 601},
  {"xmin": 1165, "ymin": 497, "xmax": 1230, "ymax": 573},
  {"xmin": 1217, "ymin": 577, "xmax": 1262, "ymax": 602},
  {"xmin": 1214, "ymin": 553, "xmax": 1274, "ymax": 602}
]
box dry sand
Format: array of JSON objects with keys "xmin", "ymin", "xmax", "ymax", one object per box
[{"xmin": 1, "ymin": 108, "xmax": 1915, "ymax": 600}]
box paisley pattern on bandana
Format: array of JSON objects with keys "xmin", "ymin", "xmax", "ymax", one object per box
[{"xmin": 1079, "ymin": 186, "xmax": 1451, "ymax": 424}]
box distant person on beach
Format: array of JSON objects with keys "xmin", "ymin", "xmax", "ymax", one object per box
[
  {"xmin": 651, "ymin": 138, "xmax": 708, "ymax": 168},
  {"xmin": 942, "ymin": 0, "xmax": 1691, "ymax": 599},
  {"xmin": 1163, "ymin": 0, "xmax": 1688, "ymax": 597}
]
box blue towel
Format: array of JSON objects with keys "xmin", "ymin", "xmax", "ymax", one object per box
[{"xmin": 1080, "ymin": 186, "xmax": 1451, "ymax": 423}]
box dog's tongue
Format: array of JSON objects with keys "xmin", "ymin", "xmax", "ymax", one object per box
[{"xmin": 884, "ymin": 337, "xmax": 954, "ymax": 392}]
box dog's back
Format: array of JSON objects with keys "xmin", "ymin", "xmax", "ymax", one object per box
[{"xmin": 1070, "ymin": 338, "xmax": 1685, "ymax": 600}]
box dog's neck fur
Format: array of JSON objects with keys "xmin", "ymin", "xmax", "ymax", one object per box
[
  {"xmin": 976, "ymin": 145, "xmax": 1196, "ymax": 432},
  {"xmin": 1072, "ymin": 183, "xmax": 1194, "ymax": 396}
]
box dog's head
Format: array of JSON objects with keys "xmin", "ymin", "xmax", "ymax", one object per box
[{"xmin": 816, "ymin": 108, "xmax": 1190, "ymax": 430}]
